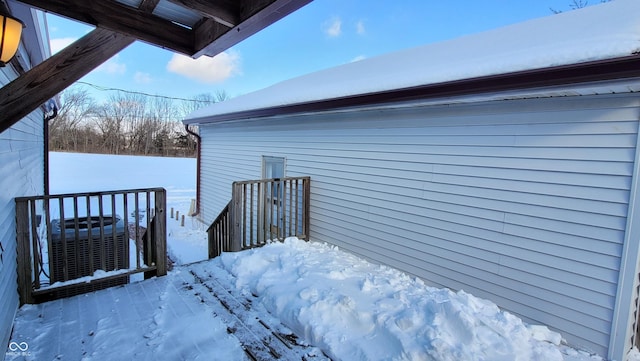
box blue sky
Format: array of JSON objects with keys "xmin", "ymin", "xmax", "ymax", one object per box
[{"xmin": 47, "ymin": 0, "xmax": 587, "ymax": 103}]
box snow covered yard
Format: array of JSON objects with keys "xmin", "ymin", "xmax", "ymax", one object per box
[
  {"xmin": 47, "ymin": 151, "xmax": 208, "ymax": 265},
  {"xmin": 7, "ymin": 152, "xmax": 613, "ymax": 360}
]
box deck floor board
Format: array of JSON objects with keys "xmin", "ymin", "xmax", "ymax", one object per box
[{"xmin": 7, "ymin": 260, "xmax": 329, "ymax": 361}]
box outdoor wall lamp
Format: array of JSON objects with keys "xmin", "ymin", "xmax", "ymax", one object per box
[{"xmin": 0, "ymin": 11, "xmax": 24, "ymax": 67}]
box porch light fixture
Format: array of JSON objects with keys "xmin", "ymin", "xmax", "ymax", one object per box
[{"xmin": 0, "ymin": 11, "xmax": 24, "ymax": 67}]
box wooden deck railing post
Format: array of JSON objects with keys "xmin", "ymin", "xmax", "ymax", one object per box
[
  {"xmin": 207, "ymin": 226, "xmax": 215, "ymax": 259},
  {"xmin": 15, "ymin": 199, "xmax": 34, "ymax": 305},
  {"xmin": 145, "ymin": 192, "xmax": 152, "ymax": 272},
  {"xmin": 154, "ymin": 189, "xmax": 167, "ymax": 276},
  {"xmin": 231, "ymin": 182, "xmax": 243, "ymax": 252},
  {"xmin": 29, "ymin": 200, "xmax": 41, "ymax": 290},
  {"xmin": 303, "ymin": 177, "xmax": 311, "ymax": 241}
]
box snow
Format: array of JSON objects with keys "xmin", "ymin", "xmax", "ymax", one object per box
[
  {"xmin": 185, "ymin": 0, "xmax": 640, "ymax": 123},
  {"xmin": 212, "ymin": 237, "xmax": 603, "ymax": 361},
  {"xmin": 43, "ymin": 268, "xmax": 135, "ymax": 289},
  {"xmin": 629, "ymin": 348, "xmax": 640, "ymax": 361},
  {"xmin": 8, "ymin": 269, "xmax": 247, "ymax": 361},
  {"xmin": 48, "ymin": 152, "xmax": 196, "ymax": 194},
  {"xmin": 15, "ymin": 152, "xmax": 608, "ymax": 360},
  {"xmin": 48, "ymin": 151, "xmax": 207, "ymax": 265}
]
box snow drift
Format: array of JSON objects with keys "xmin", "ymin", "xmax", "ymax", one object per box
[{"xmin": 215, "ymin": 237, "xmax": 570, "ymax": 361}]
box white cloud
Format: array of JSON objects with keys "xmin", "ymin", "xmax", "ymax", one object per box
[
  {"xmin": 356, "ymin": 20, "xmax": 366, "ymax": 35},
  {"xmin": 351, "ymin": 55, "xmax": 366, "ymax": 63},
  {"xmin": 50, "ymin": 37, "xmax": 77, "ymax": 54},
  {"xmin": 134, "ymin": 71, "xmax": 152, "ymax": 84},
  {"xmin": 166, "ymin": 51, "xmax": 241, "ymax": 84},
  {"xmin": 323, "ymin": 17, "xmax": 342, "ymax": 37},
  {"xmin": 97, "ymin": 55, "xmax": 127, "ymax": 75}
]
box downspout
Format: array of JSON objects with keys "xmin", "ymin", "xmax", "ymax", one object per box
[
  {"xmin": 185, "ymin": 124, "xmax": 201, "ymax": 217},
  {"xmin": 42, "ymin": 99, "xmax": 57, "ymax": 196},
  {"xmin": 43, "ymin": 113, "xmax": 49, "ymax": 195}
]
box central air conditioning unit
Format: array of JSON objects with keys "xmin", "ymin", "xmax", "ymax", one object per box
[{"xmin": 48, "ymin": 215, "xmax": 129, "ymax": 298}]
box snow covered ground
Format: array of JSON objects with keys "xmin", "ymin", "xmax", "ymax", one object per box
[
  {"xmin": 48, "ymin": 151, "xmax": 208, "ymax": 265},
  {"xmin": 11, "ymin": 152, "xmax": 616, "ymax": 360},
  {"xmin": 215, "ymin": 237, "xmax": 604, "ymax": 361}
]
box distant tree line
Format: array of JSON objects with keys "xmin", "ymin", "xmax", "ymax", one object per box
[{"xmin": 49, "ymin": 86, "xmax": 227, "ymax": 157}]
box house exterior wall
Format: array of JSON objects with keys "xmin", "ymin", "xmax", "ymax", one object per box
[
  {"xmin": 0, "ymin": 69, "xmax": 45, "ymax": 353},
  {"xmin": 199, "ymin": 93, "xmax": 640, "ymax": 356}
]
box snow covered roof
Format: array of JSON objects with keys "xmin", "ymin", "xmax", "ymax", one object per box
[{"xmin": 184, "ymin": 0, "xmax": 640, "ymax": 124}]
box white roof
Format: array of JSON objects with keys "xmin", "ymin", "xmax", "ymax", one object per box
[{"xmin": 185, "ymin": 0, "xmax": 640, "ymax": 122}]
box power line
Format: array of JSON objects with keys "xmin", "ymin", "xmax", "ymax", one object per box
[{"xmin": 75, "ymin": 81, "xmax": 212, "ymax": 103}]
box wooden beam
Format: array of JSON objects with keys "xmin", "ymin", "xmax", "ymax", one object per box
[
  {"xmin": 167, "ymin": 0, "xmax": 239, "ymax": 28},
  {"xmin": 0, "ymin": 28, "xmax": 134, "ymax": 134},
  {"xmin": 138, "ymin": 0, "xmax": 161, "ymax": 13},
  {"xmin": 194, "ymin": 0, "xmax": 311, "ymax": 57},
  {"xmin": 17, "ymin": 0, "xmax": 194, "ymax": 55},
  {"xmin": 192, "ymin": 0, "xmax": 272, "ymax": 56},
  {"xmin": 193, "ymin": 18, "xmax": 232, "ymax": 53},
  {"xmin": 240, "ymin": 0, "xmax": 275, "ymax": 19}
]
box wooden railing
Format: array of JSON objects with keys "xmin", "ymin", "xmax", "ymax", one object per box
[
  {"xmin": 208, "ymin": 177, "xmax": 310, "ymax": 258},
  {"xmin": 208, "ymin": 200, "xmax": 231, "ymax": 259},
  {"xmin": 15, "ymin": 188, "xmax": 167, "ymax": 304}
]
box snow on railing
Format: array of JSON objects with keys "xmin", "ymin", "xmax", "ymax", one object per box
[
  {"xmin": 15, "ymin": 188, "xmax": 167, "ymax": 304},
  {"xmin": 208, "ymin": 177, "xmax": 310, "ymax": 258}
]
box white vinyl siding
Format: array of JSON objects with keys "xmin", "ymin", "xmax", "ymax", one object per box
[
  {"xmin": 199, "ymin": 93, "xmax": 640, "ymax": 355},
  {"xmin": 0, "ymin": 68, "xmax": 45, "ymax": 354}
]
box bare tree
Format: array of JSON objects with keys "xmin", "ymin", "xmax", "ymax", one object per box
[
  {"xmin": 50, "ymin": 86, "xmax": 226, "ymax": 157},
  {"xmin": 117, "ymin": 93, "xmax": 149, "ymax": 155},
  {"xmin": 551, "ymin": 0, "xmax": 611, "ymax": 13},
  {"xmin": 179, "ymin": 91, "xmax": 228, "ymax": 119},
  {"xmin": 148, "ymin": 96, "xmax": 179, "ymax": 156},
  {"xmin": 49, "ymin": 86, "xmax": 98, "ymax": 151},
  {"xmin": 175, "ymin": 92, "xmax": 230, "ymax": 157},
  {"xmin": 95, "ymin": 94, "xmax": 131, "ymax": 154}
]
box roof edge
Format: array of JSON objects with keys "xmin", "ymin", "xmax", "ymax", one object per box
[
  {"xmin": 184, "ymin": 54, "xmax": 640, "ymax": 125},
  {"xmin": 195, "ymin": 0, "xmax": 313, "ymax": 58}
]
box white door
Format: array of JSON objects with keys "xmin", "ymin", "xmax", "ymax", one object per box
[{"xmin": 262, "ymin": 157, "xmax": 285, "ymax": 239}]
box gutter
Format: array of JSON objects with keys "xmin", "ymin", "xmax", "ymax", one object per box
[
  {"xmin": 185, "ymin": 124, "xmax": 201, "ymax": 217},
  {"xmin": 184, "ymin": 55, "xmax": 640, "ymax": 125}
]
